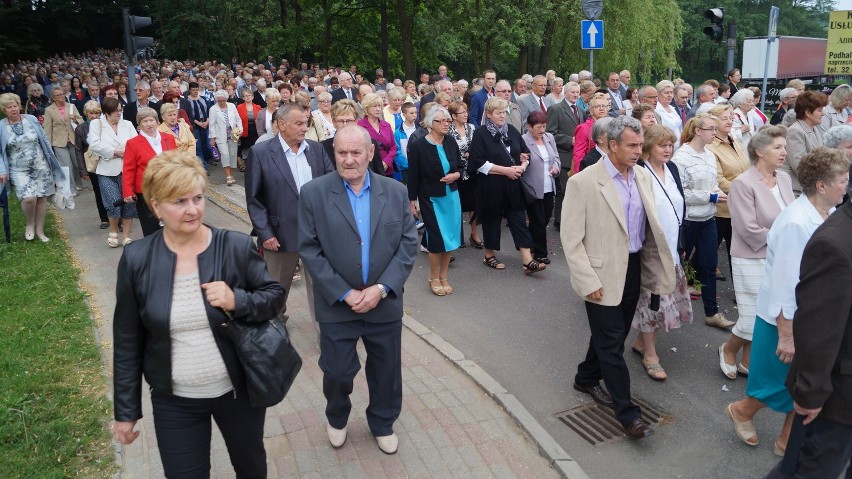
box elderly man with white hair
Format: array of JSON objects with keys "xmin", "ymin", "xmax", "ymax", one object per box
[{"xmin": 730, "ymin": 89, "xmax": 757, "ymax": 149}]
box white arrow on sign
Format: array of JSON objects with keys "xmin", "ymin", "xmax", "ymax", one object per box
[{"xmin": 587, "ymin": 22, "xmax": 599, "ymax": 48}]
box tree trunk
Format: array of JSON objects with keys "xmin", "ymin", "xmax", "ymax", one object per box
[
  {"xmin": 485, "ymin": 39, "xmax": 493, "ymax": 70},
  {"xmin": 538, "ymin": 19, "xmax": 555, "ymax": 73},
  {"xmin": 396, "ymin": 0, "xmax": 416, "ymax": 81},
  {"xmin": 517, "ymin": 45, "xmax": 528, "ymax": 77},
  {"xmin": 293, "ymin": 0, "xmax": 302, "ymax": 66}
]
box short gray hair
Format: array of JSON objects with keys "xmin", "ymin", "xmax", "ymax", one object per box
[
  {"xmin": 423, "ymin": 104, "xmax": 450, "ymax": 129},
  {"xmin": 136, "ymin": 107, "xmax": 158, "ymax": 125},
  {"xmin": 824, "ymin": 125, "xmax": 852, "ymax": 149},
  {"xmin": 695, "ymin": 84, "xmax": 713, "ymax": 101},
  {"xmin": 136, "ymin": 80, "xmax": 151, "ymax": 91},
  {"xmin": 747, "ymin": 124, "xmax": 786, "ymax": 164},
  {"xmin": 272, "ymin": 102, "xmax": 304, "ymax": 122},
  {"xmin": 591, "ymin": 117, "xmax": 613, "ymax": 145},
  {"xmin": 828, "ymin": 84, "xmax": 852, "ymax": 109},
  {"xmin": 214, "ymin": 89, "xmax": 228, "ymax": 100},
  {"xmin": 607, "ymin": 115, "xmax": 642, "ymax": 144},
  {"xmin": 778, "ymin": 87, "xmax": 797, "ymax": 102},
  {"xmin": 729, "ymin": 89, "xmax": 754, "ymax": 109}
]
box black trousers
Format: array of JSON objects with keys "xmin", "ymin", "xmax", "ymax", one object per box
[
  {"xmin": 319, "ymin": 319, "xmax": 402, "ymax": 436},
  {"xmin": 575, "ymin": 253, "xmax": 642, "ymax": 427},
  {"xmin": 89, "ymin": 171, "xmax": 109, "ymax": 223},
  {"xmin": 135, "ymin": 192, "xmax": 162, "ymax": 237},
  {"xmin": 764, "ymin": 415, "xmax": 852, "ymax": 479},
  {"xmin": 526, "ymin": 192, "xmax": 555, "ymax": 258},
  {"xmin": 480, "ymin": 207, "xmax": 533, "ymax": 251},
  {"xmin": 715, "ymin": 216, "xmax": 733, "ymax": 278},
  {"xmin": 151, "ymin": 389, "xmax": 267, "ymax": 478},
  {"xmin": 553, "ymin": 166, "xmax": 570, "ymax": 226}
]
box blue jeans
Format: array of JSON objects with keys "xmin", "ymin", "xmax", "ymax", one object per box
[{"xmin": 683, "ymin": 218, "xmax": 718, "ymax": 316}]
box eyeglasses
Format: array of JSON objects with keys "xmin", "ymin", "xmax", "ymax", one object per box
[
  {"xmin": 699, "ymin": 127, "xmax": 718, "ymax": 131},
  {"xmin": 335, "ymin": 118, "xmax": 356, "ymax": 125},
  {"xmin": 318, "ymin": 100, "xmax": 331, "ymax": 104}
]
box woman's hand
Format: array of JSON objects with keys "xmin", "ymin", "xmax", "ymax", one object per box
[
  {"xmin": 113, "ymin": 420, "xmax": 139, "ymax": 445},
  {"xmin": 503, "ymin": 165, "xmax": 523, "ymax": 180},
  {"xmin": 741, "ymin": 124, "xmax": 751, "ymax": 133},
  {"xmin": 0, "ymin": 174, "xmax": 6, "ymax": 186},
  {"xmin": 550, "ymin": 165, "xmax": 560, "ymax": 176},
  {"xmin": 201, "ymin": 281, "xmax": 236, "ymax": 311},
  {"xmin": 123, "ymin": 195, "xmax": 135, "ymax": 203},
  {"xmin": 519, "ymin": 152, "xmax": 530, "ymax": 163},
  {"xmin": 210, "ymin": 138, "xmax": 216, "ymax": 147},
  {"xmin": 440, "ymin": 172, "xmax": 461, "ymax": 184},
  {"xmin": 409, "ymin": 201, "xmax": 419, "ymax": 218}
]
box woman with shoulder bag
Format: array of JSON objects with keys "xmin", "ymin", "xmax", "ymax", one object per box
[
  {"xmin": 112, "ymin": 150, "xmax": 285, "ymax": 478},
  {"xmin": 75, "ymin": 100, "xmax": 109, "ymax": 229},
  {"xmin": 521, "ymin": 111, "xmax": 560, "ymax": 264}
]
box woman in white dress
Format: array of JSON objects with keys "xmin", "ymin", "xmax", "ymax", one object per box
[
  {"xmin": 730, "ymin": 89, "xmax": 757, "ymax": 150},
  {"xmin": 655, "ymin": 80, "xmax": 683, "ymax": 146}
]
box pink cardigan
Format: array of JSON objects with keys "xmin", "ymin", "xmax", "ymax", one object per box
[{"xmin": 728, "ymin": 166, "xmax": 796, "ymax": 259}]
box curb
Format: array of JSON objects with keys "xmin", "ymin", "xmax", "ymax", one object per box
[{"xmin": 206, "ymin": 183, "xmax": 590, "ymax": 479}]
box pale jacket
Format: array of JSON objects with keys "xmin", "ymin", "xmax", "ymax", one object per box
[
  {"xmin": 87, "ymin": 117, "xmax": 138, "ymax": 177},
  {"xmin": 706, "ymin": 134, "xmax": 749, "ymax": 218},
  {"xmin": 728, "ymin": 167, "xmax": 795, "ymax": 259},
  {"xmin": 43, "ymin": 103, "xmax": 82, "ymax": 147},
  {"xmin": 208, "ymin": 102, "xmax": 240, "ymax": 143},
  {"xmin": 672, "ymin": 143, "xmax": 720, "ymax": 222}
]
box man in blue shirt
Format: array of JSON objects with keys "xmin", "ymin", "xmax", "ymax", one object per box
[{"xmin": 298, "ymin": 125, "xmax": 418, "ymax": 456}]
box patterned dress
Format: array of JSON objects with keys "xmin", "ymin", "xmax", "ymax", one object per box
[{"xmin": 5, "ymin": 120, "xmax": 55, "ymax": 198}]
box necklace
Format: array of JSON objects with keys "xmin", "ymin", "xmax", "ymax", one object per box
[{"xmin": 10, "ymin": 120, "xmax": 24, "ymax": 136}]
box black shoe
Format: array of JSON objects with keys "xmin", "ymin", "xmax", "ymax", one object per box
[
  {"xmin": 573, "ymin": 382, "xmax": 613, "ymax": 408},
  {"xmin": 624, "ymin": 418, "xmax": 654, "ymax": 439},
  {"xmin": 99, "ymin": 222, "xmax": 109, "ymax": 230},
  {"xmin": 535, "ymin": 256, "xmax": 551, "ymax": 264},
  {"xmin": 553, "ymin": 222, "xmax": 560, "ymax": 232}
]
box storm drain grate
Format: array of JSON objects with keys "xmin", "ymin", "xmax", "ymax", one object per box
[{"xmin": 555, "ymin": 396, "xmax": 672, "ymax": 446}]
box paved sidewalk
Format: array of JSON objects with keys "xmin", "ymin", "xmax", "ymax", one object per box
[{"xmin": 59, "ymin": 183, "xmax": 585, "ymax": 478}]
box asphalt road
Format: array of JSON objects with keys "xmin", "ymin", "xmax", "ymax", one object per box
[{"xmin": 402, "ymin": 223, "xmax": 784, "ymax": 479}]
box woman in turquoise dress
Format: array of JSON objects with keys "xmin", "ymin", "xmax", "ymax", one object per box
[{"xmin": 407, "ymin": 104, "xmax": 462, "ymax": 296}]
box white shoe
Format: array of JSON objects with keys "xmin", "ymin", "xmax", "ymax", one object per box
[
  {"xmin": 327, "ymin": 424, "xmax": 347, "ymax": 448},
  {"xmin": 375, "ymin": 433, "xmax": 398, "ymax": 454},
  {"xmin": 718, "ymin": 344, "xmax": 737, "ymax": 379}
]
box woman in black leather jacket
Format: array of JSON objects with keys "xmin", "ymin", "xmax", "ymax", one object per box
[{"xmin": 111, "ymin": 150, "xmax": 284, "ymax": 477}]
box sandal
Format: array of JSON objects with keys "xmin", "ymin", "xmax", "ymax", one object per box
[
  {"xmin": 122, "ymin": 237, "xmax": 132, "ymax": 247},
  {"xmin": 737, "ymin": 363, "xmax": 750, "ymax": 376},
  {"xmin": 724, "ymin": 403, "xmax": 759, "ymax": 446},
  {"xmin": 107, "ymin": 232, "xmax": 119, "ymax": 248},
  {"xmin": 469, "ymin": 235, "xmax": 484, "ymax": 249},
  {"xmin": 226, "ymin": 176, "xmax": 236, "ymax": 186},
  {"xmin": 440, "ymin": 279, "xmax": 453, "ymax": 294},
  {"xmin": 428, "ymin": 278, "xmax": 446, "ymax": 296},
  {"xmin": 642, "ymin": 358, "xmax": 668, "ymax": 381},
  {"xmin": 535, "ymin": 256, "xmax": 551, "ymax": 264},
  {"xmin": 522, "ymin": 259, "xmax": 546, "ymax": 275},
  {"xmin": 237, "ymin": 158, "xmax": 246, "ymax": 172},
  {"xmin": 773, "ymin": 441, "xmax": 786, "ymax": 457},
  {"xmin": 483, "ymin": 256, "xmax": 505, "ymax": 270}
]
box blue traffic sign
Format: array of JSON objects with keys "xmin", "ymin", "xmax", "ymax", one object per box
[{"xmin": 581, "ymin": 20, "xmax": 604, "ymax": 50}]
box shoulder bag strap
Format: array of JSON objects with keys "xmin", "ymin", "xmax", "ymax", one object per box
[{"xmin": 643, "ymin": 163, "xmax": 681, "ymax": 225}]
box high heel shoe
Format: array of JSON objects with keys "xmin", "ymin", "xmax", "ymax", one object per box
[{"xmin": 428, "ymin": 278, "xmax": 446, "ymax": 296}]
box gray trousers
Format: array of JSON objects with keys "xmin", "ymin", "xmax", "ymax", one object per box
[
  {"xmin": 264, "ymin": 250, "xmax": 315, "ymax": 322},
  {"xmin": 53, "ymin": 144, "xmax": 81, "ymax": 190}
]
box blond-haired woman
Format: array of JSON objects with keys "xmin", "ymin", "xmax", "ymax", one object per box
[
  {"xmin": 357, "ymin": 92, "xmax": 397, "ymax": 176},
  {"xmin": 112, "ymin": 150, "xmax": 284, "ymax": 478},
  {"xmin": 158, "ymin": 102, "xmax": 196, "ymax": 153},
  {"xmin": 255, "ymin": 88, "xmax": 281, "ymax": 138},
  {"xmin": 75, "ymin": 100, "xmax": 109, "ymax": 229},
  {"xmin": 0, "ymin": 92, "xmax": 64, "ymax": 242},
  {"xmin": 44, "ymin": 86, "xmax": 84, "ymax": 191}
]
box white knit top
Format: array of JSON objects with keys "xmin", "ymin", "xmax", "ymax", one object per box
[{"xmin": 170, "ymin": 271, "xmax": 233, "ymax": 398}]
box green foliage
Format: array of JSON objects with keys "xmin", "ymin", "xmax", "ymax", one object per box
[
  {"xmin": 0, "ymin": 198, "xmax": 114, "ymax": 477},
  {"xmin": 0, "ymin": 0, "xmax": 835, "ymax": 85}
]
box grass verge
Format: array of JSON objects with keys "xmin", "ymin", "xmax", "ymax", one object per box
[{"xmin": 0, "ymin": 195, "xmax": 115, "ymax": 478}]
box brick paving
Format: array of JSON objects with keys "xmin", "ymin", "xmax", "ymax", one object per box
[{"xmin": 57, "ymin": 182, "xmax": 562, "ymax": 479}]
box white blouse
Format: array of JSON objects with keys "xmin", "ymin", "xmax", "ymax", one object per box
[
  {"xmin": 647, "ymin": 164, "xmax": 684, "ymax": 264},
  {"xmin": 536, "ymin": 144, "xmax": 554, "ymax": 194},
  {"xmin": 656, "ymin": 103, "xmax": 683, "ymax": 147},
  {"xmin": 755, "ymin": 195, "xmax": 828, "ymax": 325},
  {"xmin": 87, "ymin": 117, "xmax": 138, "ymax": 177}
]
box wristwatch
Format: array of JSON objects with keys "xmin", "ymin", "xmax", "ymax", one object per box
[{"xmin": 376, "ymin": 284, "xmax": 388, "ymax": 299}]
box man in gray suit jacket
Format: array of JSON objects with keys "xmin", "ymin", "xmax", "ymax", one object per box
[
  {"xmin": 298, "ymin": 125, "xmax": 418, "ymax": 455},
  {"xmin": 517, "ymin": 75, "xmax": 554, "ymax": 132},
  {"xmin": 246, "ymin": 103, "xmax": 334, "ymax": 322},
  {"xmin": 547, "ymin": 81, "xmax": 586, "ymax": 230}
]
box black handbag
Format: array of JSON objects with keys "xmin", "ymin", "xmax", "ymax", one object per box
[
  {"xmin": 501, "ymin": 135, "xmax": 537, "ymax": 205},
  {"xmin": 212, "ymin": 230, "xmax": 302, "ymax": 408}
]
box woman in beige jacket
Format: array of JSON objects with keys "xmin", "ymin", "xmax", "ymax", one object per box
[
  {"xmin": 707, "ymin": 104, "xmax": 749, "ymax": 281},
  {"xmin": 43, "ymin": 88, "xmax": 83, "ymax": 191}
]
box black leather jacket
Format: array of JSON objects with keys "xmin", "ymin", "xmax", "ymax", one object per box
[{"xmin": 113, "ymin": 227, "xmax": 284, "ymax": 421}]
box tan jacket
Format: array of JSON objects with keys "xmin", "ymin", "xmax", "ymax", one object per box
[
  {"xmin": 783, "ymin": 120, "xmax": 824, "ymax": 193},
  {"xmin": 158, "ymin": 120, "xmax": 196, "ymax": 153},
  {"xmin": 707, "ymin": 134, "xmax": 749, "ymax": 218},
  {"xmin": 43, "ymin": 103, "xmax": 81, "ymax": 147},
  {"xmin": 561, "ymin": 158, "xmax": 675, "ymax": 306}
]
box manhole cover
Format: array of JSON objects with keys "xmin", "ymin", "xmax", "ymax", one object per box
[{"xmin": 555, "ymin": 396, "xmax": 672, "ymax": 446}]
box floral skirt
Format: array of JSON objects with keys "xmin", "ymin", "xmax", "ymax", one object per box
[{"xmin": 632, "ymin": 263, "xmax": 694, "ymax": 333}]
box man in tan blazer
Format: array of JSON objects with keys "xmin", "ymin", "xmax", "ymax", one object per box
[{"xmin": 561, "ymin": 116, "xmax": 674, "ymax": 440}]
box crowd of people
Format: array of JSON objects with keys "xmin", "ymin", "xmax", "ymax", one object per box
[{"xmin": 2, "ymin": 49, "xmax": 852, "ymax": 477}]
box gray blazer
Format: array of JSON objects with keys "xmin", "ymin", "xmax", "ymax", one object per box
[
  {"xmin": 246, "ymin": 137, "xmax": 334, "ymax": 252},
  {"xmin": 298, "ymin": 171, "xmax": 419, "ymax": 324},
  {"xmin": 783, "ymin": 120, "xmax": 824, "ymax": 193},
  {"xmin": 521, "ymin": 131, "xmax": 560, "ymax": 199},
  {"xmin": 517, "ymin": 94, "xmax": 554, "ymax": 132},
  {"xmin": 546, "ymin": 99, "xmax": 586, "ymax": 168}
]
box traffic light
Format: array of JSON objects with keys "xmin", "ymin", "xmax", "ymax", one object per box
[
  {"xmin": 703, "ymin": 8, "xmax": 725, "ymax": 43},
  {"xmin": 122, "ymin": 7, "xmax": 154, "ymax": 59}
]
